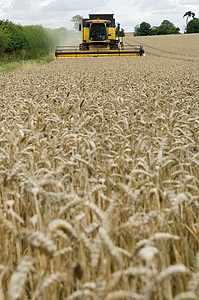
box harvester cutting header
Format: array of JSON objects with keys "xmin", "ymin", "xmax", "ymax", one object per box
[{"xmin": 55, "ymin": 14, "xmax": 144, "ymax": 58}]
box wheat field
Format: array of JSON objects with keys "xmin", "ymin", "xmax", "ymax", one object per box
[{"xmin": 0, "ymin": 33, "xmax": 199, "ymax": 300}]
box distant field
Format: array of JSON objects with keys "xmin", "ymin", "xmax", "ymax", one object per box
[
  {"xmin": 126, "ymin": 32, "xmax": 199, "ymax": 61},
  {"xmin": 0, "ymin": 34, "xmax": 199, "ymax": 300}
]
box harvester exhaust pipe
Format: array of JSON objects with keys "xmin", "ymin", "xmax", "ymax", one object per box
[{"xmin": 117, "ymin": 22, "xmax": 120, "ymax": 38}]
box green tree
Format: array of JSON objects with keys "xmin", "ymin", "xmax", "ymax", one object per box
[
  {"xmin": 0, "ymin": 20, "xmax": 27, "ymax": 52},
  {"xmin": 116, "ymin": 27, "xmax": 125, "ymax": 37},
  {"xmin": 153, "ymin": 20, "xmax": 180, "ymax": 35},
  {"xmin": 183, "ymin": 11, "xmax": 195, "ymax": 28},
  {"xmin": 119, "ymin": 28, "xmax": 125, "ymax": 37},
  {"xmin": 186, "ymin": 18, "xmax": 199, "ymax": 33},
  {"xmin": 71, "ymin": 15, "xmax": 83, "ymax": 31},
  {"xmin": 0, "ymin": 27, "xmax": 10, "ymax": 53},
  {"xmin": 0, "ymin": 19, "xmax": 62, "ymax": 59},
  {"xmin": 134, "ymin": 22, "xmax": 151, "ymax": 36}
]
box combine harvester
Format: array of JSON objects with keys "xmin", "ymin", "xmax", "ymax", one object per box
[{"xmin": 55, "ymin": 14, "xmax": 144, "ymax": 58}]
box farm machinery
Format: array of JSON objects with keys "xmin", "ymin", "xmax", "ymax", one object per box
[{"xmin": 55, "ymin": 14, "xmax": 144, "ymax": 58}]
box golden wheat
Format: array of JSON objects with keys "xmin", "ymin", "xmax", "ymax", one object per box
[{"xmin": 0, "ymin": 33, "xmax": 199, "ymax": 299}]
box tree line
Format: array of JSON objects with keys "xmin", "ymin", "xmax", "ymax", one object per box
[
  {"xmin": 134, "ymin": 11, "xmax": 199, "ymax": 36},
  {"xmin": 134, "ymin": 20, "xmax": 180, "ymax": 36},
  {"xmin": 0, "ymin": 20, "xmax": 70, "ymax": 60}
]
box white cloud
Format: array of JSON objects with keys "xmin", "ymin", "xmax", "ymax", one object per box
[
  {"xmin": 0, "ymin": 0, "xmax": 198, "ymax": 31},
  {"xmin": 11, "ymin": 0, "xmax": 31, "ymax": 11},
  {"xmin": 43, "ymin": 0, "xmax": 105, "ymax": 11},
  {"xmin": 177, "ymin": 0, "xmax": 199, "ymax": 4}
]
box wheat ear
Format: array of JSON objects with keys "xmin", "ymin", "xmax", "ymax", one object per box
[{"xmin": 9, "ymin": 256, "xmax": 34, "ymax": 300}]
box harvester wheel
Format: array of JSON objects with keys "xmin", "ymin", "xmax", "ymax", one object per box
[
  {"xmin": 79, "ymin": 43, "xmax": 88, "ymax": 51},
  {"xmin": 110, "ymin": 43, "xmax": 119, "ymax": 50}
]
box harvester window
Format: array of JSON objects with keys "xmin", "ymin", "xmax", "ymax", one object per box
[{"xmin": 90, "ymin": 23, "xmax": 106, "ymax": 41}]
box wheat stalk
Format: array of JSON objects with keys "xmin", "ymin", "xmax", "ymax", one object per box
[
  {"xmin": 65, "ymin": 289, "xmax": 96, "ymax": 300},
  {"xmin": 48, "ymin": 219, "xmax": 78, "ymax": 240},
  {"xmin": 1, "ymin": 33, "xmax": 199, "ymax": 299},
  {"xmin": 145, "ymin": 264, "xmax": 190, "ymax": 300},
  {"xmin": 9, "ymin": 256, "xmax": 34, "ymax": 300},
  {"xmin": 19, "ymin": 230, "xmax": 57, "ymax": 257},
  {"xmin": 33, "ymin": 272, "xmax": 67, "ymax": 300},
  {"xmin": 106, "ymin": 291, "xmax": 144, "ymax": 300}
]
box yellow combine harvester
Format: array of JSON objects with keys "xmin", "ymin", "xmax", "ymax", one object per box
[{"xmin": 55, "ymin": 14, "xmax": 144, "ymax": 58}]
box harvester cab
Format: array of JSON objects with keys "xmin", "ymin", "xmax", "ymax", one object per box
[
  {"xmin": 55, "ymin": 14, "xmax": 144, "ymax": 58},
  {"xmin": 79, "ymin": 14, "xmax": 120, "ymax": 51}
]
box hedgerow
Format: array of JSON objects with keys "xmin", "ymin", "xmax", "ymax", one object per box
[{"xmin": 0, "ymin": 20, "xmax": 68, "ymax": 60}]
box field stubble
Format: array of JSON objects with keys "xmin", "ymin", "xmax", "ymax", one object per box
[{"xmin": 0, "ymin": 34, "xmax": 199, "ymax": 299}]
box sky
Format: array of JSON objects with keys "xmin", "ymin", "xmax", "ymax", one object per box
[{"xmin": 0, "ymin": 0, "xmax": 198, "ymax": 32}]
